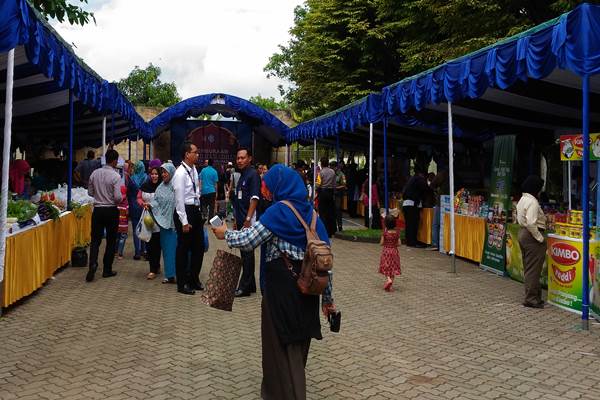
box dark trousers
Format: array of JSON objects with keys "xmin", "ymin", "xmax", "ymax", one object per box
[
  {"xmin": 238, "ymin": 249, "xmax": 257, "ymax": 294},
  {"xmin": 347, "ymin": 186, "xmax": 357, "ymax": 218},
  {"xmin": 364, "ymin": 206, "xmax": 381, "ymax": 229},
  {"xmin": 174, "ymin": 205, "xmax": 205, "ymax": 290},
  {"xmin": 318, "ymin": 189, "xmax": 336, "ymax": 237},
  {"xmin": 147, "ymin": 232, "xmax": 161, "ymax": 274},
  {"xmin": 403, "ymin": 205, "xmax": 420, "ymax": 246},
  {"xmin": 89, "ymin": 206, "xmax": 119, "ymax": 274},
  {"xmin": 201, "ymin": 192, "xmax": 216, "ymax": 220},
  {"xmin": 334, "ymin": 193, "xmax": 344, "ymax": 231},
  {"xmin": 518, "ymin": 228, "xmax": 545, "ymax": 305}
]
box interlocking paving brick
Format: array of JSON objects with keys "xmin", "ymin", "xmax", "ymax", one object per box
[{"xmin": 1, "ymin": 231, "xmax": 600, "ymax": 399}]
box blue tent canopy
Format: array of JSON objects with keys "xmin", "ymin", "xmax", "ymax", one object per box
[
  {"xmin": 0, "ymin": 0, "xmax": 150, "ymax": 147},
  {"xmin": 149, "ymin": 93, "xmax": 290, "ymax": 145},
  {"xmin": 287, "ymin": 93, "xmax": 383, "ymax": 142}
]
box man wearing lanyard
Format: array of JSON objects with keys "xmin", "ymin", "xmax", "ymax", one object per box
[
  {"xmin": 173, "ymin": 142, "xmax": 205, "ymax": 295},
  {"xmin": 233, "ymin": 147, "xmax": 261, "ymax": 297}
]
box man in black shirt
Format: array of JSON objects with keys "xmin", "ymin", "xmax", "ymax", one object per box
[{"xmin": 233, "ymin": 148, "xmax": 261, "ymax": 297}]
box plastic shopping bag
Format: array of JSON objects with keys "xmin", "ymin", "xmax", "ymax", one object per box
[{"xmin": 136, "ymin": 209, "xmax": 153, "ymax": 242}]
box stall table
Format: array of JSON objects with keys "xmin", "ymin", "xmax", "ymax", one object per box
[
  {"xmin": 443, "ymin": 213, "xmax": 486, "ymax": 262},
  {"xmin": 1, "ymin": 206, "xmax": 92, "ymax": 308}
]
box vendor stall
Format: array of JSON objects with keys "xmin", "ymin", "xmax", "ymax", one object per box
[
  {"xmin": 443, "ymin": 213, "xmax": 486, "ymax": 262},
  {"xmin": 1, "ymin": 205, "xmax": 92, "ymax": 308}
]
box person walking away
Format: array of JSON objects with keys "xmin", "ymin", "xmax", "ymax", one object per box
[
  {"xmin": 173, "ymin": 142, "xmax": 205, "ymax": 295},
  {"xmin": 332, "ymin": 161, "xmax": 346, "ymax": 232},
  {"xmin": 233, "ymin": 147, "xmax": 261, "ymax": 297},
  {"xmin": 127, "ymin": 160, "xmax": 147, "ymax": 260},
  {"xmin": 345, "ymin": 161, "xmax": 358, "ymax": 218},
  {"xmin": 200, "ymin": 159, "xmax": 219, "ymax": 220},
  {"xmin": 212, "ymin": 164, "xmax": 336, "ymax": 399},
  {"xmin": 116, "ymin": 186, "xmax": 129, "ymax": 260},
  {"xmin": 517, "ymin": 175, "xmax": 546, "ymax": 309},
  {"xmin": 317, "ymin": 158, "xmax": 337, "ymax": 237},
  {"xmin": 402, "ymin": 170, "xmax": 428, "ymax": 247},
  {"xmin": 139, "ymin": 166, "xmax": 162, "ymax": 279},
  {"xmin": 150, "ymin": 163, "xmax": 178, "ymax": 285},
  {"xmin": 74, "ymin": 150, "xmax": 100, "ymax": 188},
  {"xmin": 379, "ymin": 214, "xmax": 402, "ymax": 292},
  {"xmin": 86, "ymin": 149, "xmax": 122, "ymax": 282}
]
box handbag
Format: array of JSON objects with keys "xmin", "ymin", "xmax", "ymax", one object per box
[{"xmin": 201, "ymin": 250, "xmax": 242, "ymax": 311}]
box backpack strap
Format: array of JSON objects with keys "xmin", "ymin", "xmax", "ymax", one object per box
[{"xmin": 280, "ymin": 200, "xmax": 319, "ymax": 240}]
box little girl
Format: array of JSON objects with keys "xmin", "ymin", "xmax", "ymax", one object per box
[
  {"xmin": 116, "ymin": 186, "xmax": 129, "ymax": 260},
  {"xmin": 379, "ymin": 214, "xmax": 401, "ymax": 291}
]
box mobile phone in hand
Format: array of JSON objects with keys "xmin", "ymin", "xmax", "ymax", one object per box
[
  {"xmin": 328, "ymin": 310, "xmax": 341, "ymax": 333},
  {"xmin": 209, "ymin": 215, "xmax": 223, "ymax": 227}
]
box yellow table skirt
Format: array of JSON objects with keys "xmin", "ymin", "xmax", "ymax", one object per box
[
  {"xmin": 417, "ymin": 208, "xmax": 434, "ymax": 245},
  {"xmin": 2, "ymin": 205, "xmax": 92, "ymax": 308},
  {"xmin": 443, "ymin": 214, "xmax": 485, "ymax": 263}
]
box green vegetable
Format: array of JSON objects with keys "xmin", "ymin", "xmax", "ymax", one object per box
[{"xmin": 7, "ymin": 200, "xmax": 38, "ymax": 222}]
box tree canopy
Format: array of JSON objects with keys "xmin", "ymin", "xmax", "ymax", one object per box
[
  {"xmin": 32, "ymin": 0, "xmax": 95, "ymax": 26},
  {"xmin": 266, "ymin": 0, "xmax": 596, "ymax": 121},
  {"xmin": 116, "ymin": 64, "xmax": 182, "ymax": 108},
  {"xmin": 249, "ymin": 95, "xmax": 290, "ymax": 111}
]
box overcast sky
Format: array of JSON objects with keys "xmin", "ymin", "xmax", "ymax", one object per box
[{"xmin": 51, "ymin": 0, "xmax": 302, "ymax": 101}]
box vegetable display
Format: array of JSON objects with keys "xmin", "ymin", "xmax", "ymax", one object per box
[{"xmin": 7, "ymin": 200, "xmax": 39, "ymax": 222}]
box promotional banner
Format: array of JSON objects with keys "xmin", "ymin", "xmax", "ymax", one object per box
[
  {"xmin": 170, "ymin": 120, "xmax": 252, "ymax": 167},
  {"xmin": 439, "ymin": 195, "xmax": 451, "ymax": 254},
  {"xmin": 591, "ymin": 245, "xmax": 600, "ymax": 320},
  {"xmin": 480, "ymin": 135, "xmax": 515, "ymax": 275},
  {"xmin": 505, "ymin": 223, "xmax": 548, "ymax": 288},
  {"xmin": 546, "ymin": 235, "xmax": 598, "ymax": 313},
  {"xmin": 560, "ymin": 133, "xmax": 600, "ymax": 161}
]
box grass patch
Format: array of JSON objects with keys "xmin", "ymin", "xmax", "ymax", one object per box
[{"xmin": 336, "ymin": 228, "xmax": 405, "ymax": 242}]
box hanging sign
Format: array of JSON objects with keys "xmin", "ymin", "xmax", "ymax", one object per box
[{"xmin": 560, "ymin": 134, "xmax": 600, "ymax": 161}]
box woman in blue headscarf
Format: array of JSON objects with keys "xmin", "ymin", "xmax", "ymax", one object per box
[
  {"xmin": 127, "ymin": 160, "xmax": 147, "ymax": 259},
  {"xmin": 212, "ymin": 164, "xmax": 336, "ymax": 400}
]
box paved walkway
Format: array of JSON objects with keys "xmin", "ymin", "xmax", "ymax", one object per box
[{"xmin": 1, "ymin": 233, "xmax": 600, "ymax": 399}]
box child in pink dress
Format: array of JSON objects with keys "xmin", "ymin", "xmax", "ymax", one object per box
[{"xmin": 379, "ymin": 214, "xmax": 401, "ymax": 291}]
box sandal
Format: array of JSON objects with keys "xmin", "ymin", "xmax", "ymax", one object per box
[{"xmin": 146, "ymin": 272, "xmax": 156, "ymax": 280}]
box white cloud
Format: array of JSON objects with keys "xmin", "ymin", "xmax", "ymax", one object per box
[{"xmin": 52, "ymin": 0, "xmax": 302, "ymax": 100}]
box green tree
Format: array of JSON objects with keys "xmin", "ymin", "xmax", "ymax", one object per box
[
  {"xmin": 32, "ymin": 0, "xmax": 95, "ymax": 26},
  {"xmin": 248, "ymin": 95, "xmax": 290, "ymax": 111},
  {"xmin": 267, "ymin": 0, "xmax": 595, "ymax": 120},
  {"xmin": 116, "ymin": 64, "xmax": 182, "ymax": 108}
]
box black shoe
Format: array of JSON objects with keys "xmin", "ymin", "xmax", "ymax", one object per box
[
  {"xmin": 235, "ymin": 289, "xmax": 251, "ymax": 298},
  {"xmin": 162, "ymin": 277, "xmax": 176, "ymax": 284},
  {"xmin": 102, "ymin": 271, "xmax": 117, "ymax": 278},
  {"xmin": 193, "ymin": 282, "xmax": 205, "ymax": 291},
  {"xmin": 85, "ymin": 265, "xmax": 97, "ymax": 282},
  {"xmin": 178, "ymin": 285, "xmax": 195, "ymax": 295},
  {"xmin": 523, "ymin": 301, "xmax": 544, "ymax": 309},
  {"xmin": 133, "ymin": 255, "xmax": 141, "ymax": 260}
]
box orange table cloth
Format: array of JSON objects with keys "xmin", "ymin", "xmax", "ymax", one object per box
[
  {"xmin": 1, "ymin": 206, "xmax": 92, "ymax": 308},
  {"xmin": 443, "ymin": 213, "xmax": 486, "ymax": 262},
  {"xmin": 417, "ymin": 208, "xmax": 434, "ymax": 245}
]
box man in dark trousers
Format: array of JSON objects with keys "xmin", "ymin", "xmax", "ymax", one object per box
[
  {"xmin": 318, "ymin": 157, "xmax": 337, "ymax": 237},
  {"xmin": 234, "ymin": 147, "xmax": 261, "ymax": 297},
  {"xmin": 402, "ymin": 169, "xmax": 429, "ymax": 247},
  {"xmin": 86, "ymin": 149, "xmax": 122, "ymax": 282},
  {"xmin": 173, "ymin": 142, "xmax": 205, "ymax": 295}
]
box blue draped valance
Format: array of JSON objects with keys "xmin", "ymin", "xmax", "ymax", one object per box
[
  {"xmin": 1, "ymin": 0, "xmax": 149, "ymax": 137},
  {"xmin": 287, "ymin": 93, "xmax": 383, "ymax": 142},
  {"xmin": 150, "ymin": 93, "xmax": 290, "ymax": 143}
]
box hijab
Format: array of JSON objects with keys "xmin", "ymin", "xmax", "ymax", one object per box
[
  {"xmin": 150, "ymin": 163, "xmax": 177, "ymax": 230},
  {"xmin": 140, "ymin": 167, "xmax": 161, "ymax": 194},
  {"xmin": 130, "ymin": 160, "xmax": 147, "ymax": 188},
  {"xmin": 521, "ymin": 175, "xmax": 544, "ymax": 198},
  {"xmin": 149, "ymin": 159, "xmax": 162, "ymax": 169},
  {"xmin": 259, "ymin": 164, "xmax": 330, "ymax": 248}
]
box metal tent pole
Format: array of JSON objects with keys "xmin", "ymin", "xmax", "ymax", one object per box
[
  {"xmin": 136, "ymin": 134, "xmax": 139, "ymax": 161},
  {"xmin": 67, "ymin": 89, "xmax": 74, "ymax": 210},
  {"xmin": 448, "ymin": 102, "xmax": 456, "ymax": 273},
  {"xmin": 285, "ymin": 144, "xmax": 289, "ymax": 166},
  {"xmin": 313, "ymin": 138, "xmax": 317, "ymax": 204},
  {"xmin": 143, "ymin": 141, "xmax": 147, "ymax": 161},
  {"xmin": 582, "ymin": 74, "xmax": 590, "ymax": 331},
  {"xmin": 369, "ymin": 123, "xmax": 373, "ymax": 228},
  {"xmin": 102, "ymin": 117, "xmax": 107, "ymax": 156},
  {"xmin": 128, "ymin": 134, "xmax": 132, "ymax": 160},
  {"xmin": 383, "ymin": 118, "xmax": 389, "ymax": 213},
  {"xmin": 568, "ymin": 161, "xmax": 572, "ymax": 210},
  {"xmin": 336, "ymin": 134, "xmax": 340, "ymax": 164},
  {"xmin": 110, "ymin": 113, "xmax": 115, "ymax": 143},
  {"xmin": 296, "ymin": 142, "xmax": 300, "ymax": 164},
  {"xmin": 0, "ymin": 48, "xmax": 15, "ymax": 291}
]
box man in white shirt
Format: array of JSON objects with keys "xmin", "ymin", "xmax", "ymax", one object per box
[{"xmin": 172, "ymin": 142, "xmax": 205, "ymax": 295}]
